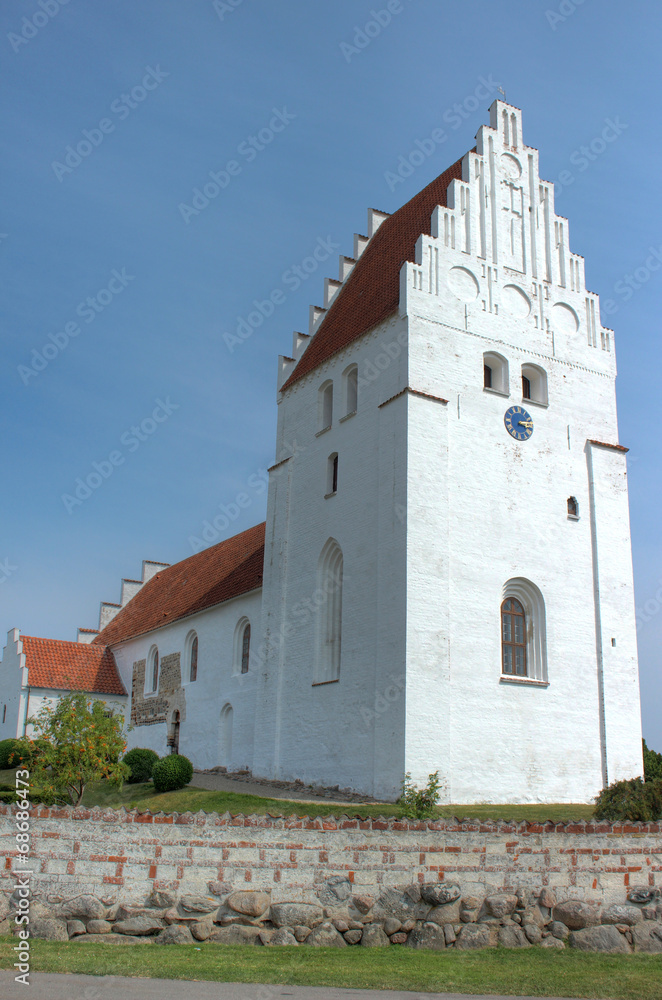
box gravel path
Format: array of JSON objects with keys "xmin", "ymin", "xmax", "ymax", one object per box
[{"xmin": 189, "ymin": 769, "xmax": 388, "ymax": 808}]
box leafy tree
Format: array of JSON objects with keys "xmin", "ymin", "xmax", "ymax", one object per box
[
  {"xmin": 15, "ymin": 692, "xmax": 129, "ymax": 806},
  {"xmin": 643, "ymin": 739, "xmax": 662, "ymax": 782},
  {"xmin": 398, "ymin": 770, "xmax": 442, "ymax": 819},
  {"xmin": 594, "ymin": 776, "xmax": 662, "ymax": 822}
]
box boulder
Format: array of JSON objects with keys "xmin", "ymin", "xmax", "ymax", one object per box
[
  {"xmin": 541, "ymin": 935, "xmax": 565, "ymax": 949},
  {"xmin": 147, "ymin": 890, "xmax": 177, "ymax": 909},
  {"xmin": 155, "ymin": 924, "xmax": 194, "ymax": 945},
  {"xmin": 86, "ymin": 920, "xmax": 112, "ymax": 935},
  {"xmin": 390, "ymin": 932, "xmax": 408, "ymax": 944},
  {"xmin": 191, "ymin": 920, "xmax": 213, "ymax": 942},
  {"xmin": 0, "ymin": 896, "xmax": 10, "ymax": 922},
  {"xmin": 483, "ymin": 893, "xmax": 518, "ymax": 919},
  {"xmin": 627, "ymin": 887, "xmax": 656, "ymax": 905},
  {"xmin": 306, "ymin": 922, "xmax": 347, "ymax": 948},
  {"xmin": 207, "ymin": 881, "xmax": 232, "ymax": 899},
  {"xmin": 406, "ymin": 922, "xmax": 446, "ymax": 950},
  {"xmin": 569, "ymin": 926, "xmax": 631, "ymax": 953},
  {"xmin": 179, "ymin": 895, "xmax": 220, "ymax": 915},
  {"xmin": 420, "ymin": 883, "xmax": 461, "ymax": 907},
  {"xmin": 293, "ymin": 925, "xmax": 312, "ymax": 942},
  {"xmin": 28, "ymin": 918, "xmax": 69, "ymax": 942},
  {"xmin": 601, "ymin": 904, "xmax": 643, "ymax": 926},
  {"xmin": 372, "ymin": 888, "xmax": 430, "ymax": 923},
  {"xmin": 631, "ymin": 924, "xmax": 662, "ymax": 954},
  {"xmin": 351, "ymin": 894, "xmax": 374, "ymax": 915},
  {"xmin": 113, "ymin": 916, "xmax": 164, "ymax": 936},
  {"xmin": 59, "ymin": 895, "xmax": 106, "ymax": 922},
  {"xmin": 344, "ymin": 929, "xmax": 362, "ymax": 945},
  {"xmin": 271, "ymin": 903, "xmax": 323, "ymax": 929},
  {"xmin": 523, "ymin": 923, "xmax": 542, "ymax": 945},
  {"xmin": 460, "ymin": 896, "xmax": 481, "ymax": 923},
  {"xmin": 361, "ymin": 923, "xmax": 390, "ymax": 947},
  {"xmin": 207, "ymin": 925, "xmax": 262, "ymax": 945},
  {"xmin": 498, "ymin": 926, "xmax": 531, "ymax": 948},
  {"xmin": 455, "ymin": 924, "xmax": 498, "ymax": 950},
  {"xmin": 553, "ymin": 900, "xmax": 600, "ymax": 930},
  {"xmin": 401, "ymin": 918, "xmax": 416, "ymax": 932},
  {"xmin": 551, "ymin": 920, "xmax": 570, "ymax": 940},
  {"xmin": 67, "ymin": 920, "xmax": 87, "ymax": 938},
  {"xmin": 332, "ymin": 919, "xmax": 349, "ymax": 933},
  {"xmin": 539, "ymin": 888, "xmax": 557, "ymax": 909},
  {"xmin": 164, "ymin": 907, "xmax": 200, "ymax": 925},
  {"xmin": 382, "ymin": 917, "xmax": 401, "ymax": 936},
  {"xmin": 427, "ymin": 900, "xmax": 461, "ymax": 926},
  {"xmin": 268, "ymin": 928, "xmax": 298, "ymax": 946},
  {"xmin": 226, "ymin": 891, "xmax": 271, "ymax": 918},
  {"xmin": 443, "ymin": 924, "xmax": 456, "ymax": 945},
  {"xmin": 317, "ymin": 877, "xmax": 352, "ymax": 907},
  {"xmin": 520, "ymin": 905, "xmax": 546, "ymax": 928}
]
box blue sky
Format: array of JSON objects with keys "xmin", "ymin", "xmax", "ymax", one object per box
[{"xmin": 2, "ymin": 0, "xmax": 661, "ymax": 752}]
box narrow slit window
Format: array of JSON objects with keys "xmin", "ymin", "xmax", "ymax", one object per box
[
  {"xmin": 484, "ymin": 364, "xmax": 493, "ymax": 389},
  {"xmin": 567, "ymin": 496, "xmax": 579, "ymax": 518},
  {"xmin": 241, "ymin": 623, "xmax": 251, "ymax": 674},
  {"xmin": 522, "ymin": 375, "xmax": 531, "ymax": 400},
  {"xmin": 190, "ymin": 635, "xmax": 198, "ymax": 682}
]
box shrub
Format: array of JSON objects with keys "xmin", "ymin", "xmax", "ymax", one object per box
[
  {"xmin": 152, "ymin": 754, "xmax": 193, "ymax": 794},
  {"xmin": 0, "ymin": 739, "xmax": 21, "ymax": 769},
  {"xmin": 123, "ymin": 747, "xmax": 160, "ymax": 784},
  {"xmin": 643, "ymin": 739, "xmax": 662, "ymax": 782},
  {"xmin": 594, "ymin": 776, "xmax": 662, "ymax": 822},
  {"xmin": 0, "ymin": 783, "xmax": 16, "ymax": 803},
  {"xmin": 398, "ymin": 770, "xmax": 442, "ymax": 819}
]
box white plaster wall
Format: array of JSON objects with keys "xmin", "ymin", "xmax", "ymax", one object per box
[
  {"xmin": 111, "ymin": 589, "xmax": 262, "ymax": 771},
  {"xmin": 253, "ymin": 315, "xmax": 410, "ymax": 799},
  {"xmin": 24, "ymin": 688, "xmax": 127, "ymax": 738},
  {"xmin": 0, "ymin": 630, "xmax": 25, "ymax": 740}
]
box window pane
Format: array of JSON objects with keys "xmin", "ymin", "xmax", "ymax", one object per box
[
  {"xmin": 515, "ymin": 647, "xmax": 526, "ymax": 675},
  {"xmin": 503, "ymin": 646, "xmax": 513, "ymax": 673},
  {"xmin": 502, "ymin": 614, "xmax": 512, "ymax": 642},
  {"xmin": 513, "ymin": 616, "xmax": 524, "ymax": 644}
]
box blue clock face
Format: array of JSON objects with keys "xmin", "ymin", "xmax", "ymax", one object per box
[{"xmin": 504, "ymin": 405, "xmax": 534, "ymax": 441}]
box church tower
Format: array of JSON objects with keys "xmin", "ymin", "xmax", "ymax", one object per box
[{"xmin": 253, "ymin": 101, "xmax": 643, "ymax": 803}]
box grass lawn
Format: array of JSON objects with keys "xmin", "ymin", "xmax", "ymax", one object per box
[
  {"xmin": 0, "ymin": 768, "xmax": 597, "ymax": 821},
  {"xmin": 0, "ymin": 936, "xmax": 660, "ymax": 999}
]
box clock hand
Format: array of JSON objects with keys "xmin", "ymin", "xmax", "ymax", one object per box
[{"xmin": 518, "ymin": 420, "xmax": 533, "ymax": 428}]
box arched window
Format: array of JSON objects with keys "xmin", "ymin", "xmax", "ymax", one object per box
[
  {"xmin": 326, "ymin": 453, "xmax": 338, "ymax": 495},
  {"xmin": 521, "ymin": 364, "xmax": 548, "ymax": 405},
  {"xmin": 186, "ymin": 631, "xmax": 198, "ymax": 682},
  {"xmin": 501, "ymin": 598, "xmax": 527, "ymax": 676},
  {"xmin": 315, "ymin": 539, "xmax": 343, "ymax": 684},
  {"xmin": 343, "ymin": 364, "xmax": 358, "ymax": 416},
  {"xmin": 147, "ymin": 646, "xmax": 159, "ymax": 693},
  {"xmin": 233, "ymin": 617, "xmax": 251, "ymax": 674},
  {"xmin": 2, "ymin": 705, "xmax": 5, "ymax": 724},
  {"xmin": 483, "ymin": 352, "xmax": 509, "ymax": 394},
  {"xmin": 501, "ymin": 579, "xmax": 548, "ymax": 682},
  {"xmin": 241, "ymin": 623, "xmax": 251, "ymax": 674},
  {"xmin": 319, "ymin": 380, "xmax": 333, "ymax": 431},
  {"xmin": 567, "ymin": 496, "xmax": 579, "ymax": 519}
]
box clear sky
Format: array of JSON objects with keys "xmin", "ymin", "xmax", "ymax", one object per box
[{"xmin": 2, "ymin": 0, "xmax": 661, "ymax": 753}]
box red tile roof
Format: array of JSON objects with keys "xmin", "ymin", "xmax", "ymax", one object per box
[
  {"xmin": 281, "ymin": 156, "xmax": 466, "ymax": 390},
  {"xmin": 94, "ymin": 522, "xmax": 266, "ymax": 646},
  {"xmin": 21, "ymin": 636, "xmax": 126, "ymax": 695}
]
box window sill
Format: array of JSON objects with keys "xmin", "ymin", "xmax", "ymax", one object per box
[
  {"xmin": 312, "ymin": 678, "xmax": 340, "ymax": 687},
  {"xmin": 523, "ymin": 398, "xmax": 549, "ymax": 408},
  {"xmin": 315, "ymin": 426, "xmax": 331, "ymax": 438},
  {"xmin": 500, "ymin": 675, "xmax": 549, "ymax": 688},
  {"xmin": 339, "ymin": 411, "xmax": 356, "ymax": 423},
  {"xmin": 483, "ymin": 387, "xmax": 509, "ymax": 397},
  {"xmin": 567, "ymin": 514, "xmax": 580, "ymax": 521},
  {"xmin": 324, "ymin": 491, "xmax": 337, "ymax": 500}
]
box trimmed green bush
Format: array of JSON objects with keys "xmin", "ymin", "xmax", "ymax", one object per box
[
  {"xmin": 594, "ymin": 776, "xmax": 662, "ymax": 822},
  {"xmin": 123, "ymin": 747, "xmax": 160, "ymax": 784},
  {"xmin": 643, "ymin": 739, "xmax": 662, "ymax": 782},
  {"xmin": 0, "ymin": 783, "xmax": 16, "ymax": 803},
  {"xmin": 0, "ymin": 739, "xmax": 21, "ymax": 769},
  {"xmin": 152, "ymin": 754, "xmax": 193, "ymax": 794}
]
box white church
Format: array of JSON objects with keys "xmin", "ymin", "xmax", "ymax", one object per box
[{"xmin": 0, "ymin": 102, "xmax": 644, "ymax": 803}]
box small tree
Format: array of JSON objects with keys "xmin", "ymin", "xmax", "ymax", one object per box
[
  {"xmin": 643, "ymin": 739, "xmax": 662, "ymax": 782},
  {"xmin": 16, "ymin": 692, "xmax": 129, "ymax": 806},
  {"xmin": 398, "ymin": 770, "xmax": 442, "ymax": 819}
]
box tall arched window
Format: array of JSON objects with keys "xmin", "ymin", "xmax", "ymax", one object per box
[
  {"xmin": 483, "ymin": 352, "xmax": 509, "ymax": 394},
  {"xmin": 521, "ymin": 363, "xmax": 548, "ymax": 404},
  {"xmin": 315, "ymin": 539, "xmax": 343, "ymax": 684},
  {"xmin": 187, "ymin": 632, "xmax": 198, "ymax": 682},
  {"xmin": 147, "ymin": 646, "xmax": 159, "ymax": 693},
  {"xmin": 501, "ymin": 579, "xmax": 548, "ymax": 682},
  {"xmin": 501, "ymin": 598, "xmax": 527, "ymax": 676},
  {"xmin": 319, "ymin": 380, "xmax": 333, "ymax": 431},
  {"xmin": 343, "ymin": 364, "xmax": 358, "ymax": 416},
  {"xmin": 241, "ymin": 623, "xmax": 251, "ymax": 674}
]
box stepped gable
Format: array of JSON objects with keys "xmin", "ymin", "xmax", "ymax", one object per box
[
  {"xmin": 281, "ymin": 156, "xmax": 465, "ymax": 390},
  {"xmin": 94, "ymin": 522, "xmax": 266, "ymax": 646},
  {"xmin": 21, "ymin": 636, "xmax": 125, "ymax": 695}
]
